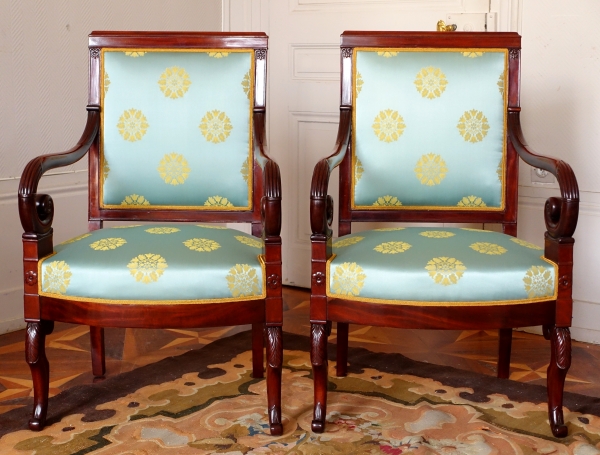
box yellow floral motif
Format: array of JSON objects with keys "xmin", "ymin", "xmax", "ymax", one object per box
[
  {"xmin": 373, "ymin": 227, "xmax": 405, "ymax": 231},
  {"xmin": 498, "ymin": 72, "xmax": 505, "ymax": 97},
  {"xmin": 373, "ymin": 195, "xmax": 402, "ymax": 207},
  {"xmin": 497, "ymin": 161, "xmax": 503, "ymax": 182},
  {"xmin": 184, "ymin": 238, "xmax": 221, "ymax": 252},
  {"xmin": 462, "ymin": 51, "xmax": 483, "ymax": 58},
  {"xmin": 457, "ymin": 109, "xmax": 490, "ymax": 143},
  {"xmin": 226, "ymin": 264, "xmax": 260, "ymax": 297},
  {"xmin": 127, "ymin": 253, "xmax": 168, "ymax": 284},
  {"xmin": 197, "ymin": 224, "xmax": 228, "ymax": 229},
  {"xmin": 374, "ymin": 241, "xmax": 412, "ymax": 254},
  {"xmin": 90, "ymin": 238, "xmax": 127, "ymax": 251},
  {"xmin": 415, "ymin": 153, "xmax": 448, "ymax": 186},
  {"xmin": 102, "ymin": 159, "xmax": 110, "ymax": 184},
  {"xmin": 511, "ymin": 238, "xmax": 542, "ymax": 250},
  {"xmin": 331, "ymin": 262, "xmax": 366, "ymax": 296},
  {"xmin": 145, "ymin": 227, "xmax": 180, "ymax": 234},
  {"xmin": 372, "ymin": 109, "xmax": 405, "ymax": 143},
  {"xmin": 235, "ymin": 236, "xmax": 263, "ymax": 248},
  {"xmin": 158, "ymin": 66, "xmax": 192, "ymax": 99},
  {"xmin": 104, "ymin": 72, "xmax": 110, "ymax": 95},
  {"xmin": 241, "ymin": 159, "xmax": 250, "ymax": 183},
  {"xmin": 414, "ymin": 67, "xmax": 448, "ymax": 99},
  {"xmin": 42, "ymin": 261, "xmax": 72, "ymax": 294},
  {"xmin": 333, "ymin": 236, "xmax": 364, "ymax": 248},
  {"xmin": 158, "ymin": 153, "xmax": 190, "ymax": 186},
  {"xmin": 124, "ymin": 51, "xmax": 146, "ymax": 57},
  {"xmin": 199, "ymin": 110, "xmax": 233, "ymax": 144},
  {"xmin": 420, "ymin": 231, "xmax": 455, "ymax": 238},
  {"xmin": 377, "ymin": 51, "xmax": 398, "ymax": 58},
  {"xmin": 208, "ymin": 52, "xmax": 229, "ymax": 58},
  {"xmin": 117, "ymin": 108, "xmax": 149, "ymax": 142},
  {"xmin": 457, "ymin": 196, "xmax": 487, "ymax": 207},
  {"xmin": 523, "ymin": 265, "xmax": 554, "ymax": 298},
  {"xmin": 425, "ymin": 257, "xmax": 466, "ymax": 286},
  {"xmin": 470, "ymin": 242, "xmax": 507, "ymax": 255},
  {"xmin": 242, "ymin": 71, "xmax": 251, "ymax": 99},
  {"xmin": 121, "ymin": 194, "xmax": 150, "ymax": 206},
  {"xmin": 355, "ymin": 158, "xmax": 364, "ymax": 183},
  {"xmin": 204, "ymin": 196, "xmax": 234, "ymax": 207},
  {"xmin": 62, "ymin": 233, "xmax": 91, "ymax": 244},
  {"xmin": 356, "ymin": 72, "xmax": 364, "ymax": 95}
]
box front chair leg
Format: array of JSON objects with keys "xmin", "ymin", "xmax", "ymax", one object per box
[
  {"xmin": 497, "ymin": 328, "xmax": 512, "ymax": 379},
  {"xmin": 266, "ymin": 326, "xmax": 283, "ymax": 435},
  {"xmin": 90, "ymin": 326, "xmax": 106, "ymax": 378},
  {"xmin": 311, "ymin": 323, "xmax": 328, "ymax": 433},
  {"xmin": 26, "ymin": 320, "xmax": 54, "ymax": 431},
  {"xmin": 547, "ymin": 326, "xmax": 571, "ymax": 438},
  {"xmin": 252, "ymin": 323, "xmax": 265, "ymax": 379}
]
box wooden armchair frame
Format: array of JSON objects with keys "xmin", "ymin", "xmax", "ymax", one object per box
[
  {"xmin": 19, "ymin": 32, "xmax": 284, "ymax": 435},
  {"xmin": 309, "ymin": 31, "xmax": 578, "ymax": 437}
]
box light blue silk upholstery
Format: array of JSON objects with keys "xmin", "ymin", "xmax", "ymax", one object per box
[
  {"xmin": 327, "ymin": 228, "xmax": 556, "ymax": 305},
  {"xmin": 101, "ymin": 50, "xmax": 253, "ymax": 209},
  {"xmin": 39, "ymin": 224, "xmax": 265, "ymax": 303},
  {"xmin": 353, "ymin": 49, "xmax": 507, "ymax": 210}
]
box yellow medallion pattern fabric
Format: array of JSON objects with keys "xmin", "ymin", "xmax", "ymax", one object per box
[
  {"xmin": 353, "ymin": 48, "xmax": 507, "ymax": 210},
  {"xmin": 373, "ymin": 195, "xmax": 402, "ymax": 207},
  {"xmin": 327, "ymin": 227, "xmax": 557, "ymax": 305},
  {"xmin": 38, "ymin": 224, "xmax": 265, "ymax": 303},
  {"xmin": 101, "ymin": 49, "xmax": 254, "ymax": 210}
]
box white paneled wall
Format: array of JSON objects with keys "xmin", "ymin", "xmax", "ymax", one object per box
[{"xmin": 0, "ymin": 1, "xmax": 221, "ymax": 334}]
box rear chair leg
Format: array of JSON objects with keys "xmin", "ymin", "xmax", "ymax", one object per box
[
  {"xmin": 26, "ymin": 320, "xmax": 54, "ymax": 431},
  {"xmin": 266, "ymin": 326, "xmax": 283, "ymax": 435},
  {"xmin": 311, "ymin": 323, "xmax": 328, "ymax": 433},
  {"xmin": 546, "ymin": 325, "xmax": 571, "ymax": 438},
  {"xmin": 90, "ymin": 326, "xmax": 106, "ymax": 377},
  {"xmin": 497, "ymin": 328, "xmax": 512, "ymax": 379},
  {"xmin": 252, "ymin": 323, "xmax": 265, "ymax": 379},
  {"xmin": 336, "ymin": 322, "xmax": 349, "ymax": 377}
]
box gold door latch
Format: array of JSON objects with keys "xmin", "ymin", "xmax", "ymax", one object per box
[{"xmin": 437, "ymin": 20, "xmax": 457, "ymax": 32}]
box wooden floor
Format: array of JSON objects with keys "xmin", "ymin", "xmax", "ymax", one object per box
[{"xmin": 2, "ymin": 286, "xmax": 600, "ymax": 416}]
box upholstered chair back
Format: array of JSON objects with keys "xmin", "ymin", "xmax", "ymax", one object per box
[
  {"xmin": 352, "ymin": 48, "xmax": 507, "ymax": 211},
  {"xmin": 101, "ymin": 49, "xmax": 254, "ymax": 210}
]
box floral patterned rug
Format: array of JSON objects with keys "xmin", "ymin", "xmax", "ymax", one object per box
[{"xmin": 1, "ymin": 331, "xmax": 600, "ymax": 454}]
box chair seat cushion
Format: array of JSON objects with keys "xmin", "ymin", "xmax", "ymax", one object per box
[
  {"xmin": 39, "ymin": 224, "xmax": 265, "ymax": 304},
  {"xmin": 327, "ymin": 227, "xmax": 557, "ymax": 306}
]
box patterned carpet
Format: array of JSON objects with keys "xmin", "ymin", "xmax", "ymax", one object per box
[{"xmin": 1, "ymin": 331, "xmax": 600, "ymax": 454}]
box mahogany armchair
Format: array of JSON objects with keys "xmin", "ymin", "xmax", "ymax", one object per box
[
  {"xmin": 309, "ymin": 31, "xmax": 578, "ymax": 437},
  {"xmin": 18, "ymin": 32, "xmax": 284, "ymax": 435}
]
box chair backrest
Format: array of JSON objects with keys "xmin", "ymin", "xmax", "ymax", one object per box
[
  {"xmin": 337, "ymin": 32, "xmax": 521, "ymax": 228},
  {"xmin": 87, "ymin": 32, "xmax": 268, "ymax": 225}
]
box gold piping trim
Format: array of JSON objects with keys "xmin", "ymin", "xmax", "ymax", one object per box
[
  {"xmin": 38, "ymin": 253, "xmax": 267, "ymax": 305},
  {"xmin": 99, "ymin": 48, "xmax": 255, "ymax": 211},
  {"xmin": 325, "ymin": 253, "xmax": 558, "ymax": 307},
  {"xmin": 351, "ymin": 47, "xmax": 508, "ymax": 212}
]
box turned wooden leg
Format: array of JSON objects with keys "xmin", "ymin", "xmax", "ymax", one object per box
[
  {"xmin": 336, "ymin": 322, "xmax": 349, "ymax": 377},
  {"xmin": 90, "ymin": 326, "xmax": 106, "ymax": 378},
  {"xmin": 311, "ymin": 323, "xmax": 328, "ymax": 433},
  {"xmin": 546, "ymin": 326, "xmax": 571, "ymax": 438},
  {"xmin": 497, "ymin": 328, "xmax": 512, "ymax": 379},
  {"xmin": 26, "ymin": 320, "xmax": 54, "ymax": 431},
  {"xmin": 266, "ymin": 326, "xmax": 283, "ymax": 435},
  {"xmin": 252, "ymin": 323, "xmax": 264, "ymax": 379}
]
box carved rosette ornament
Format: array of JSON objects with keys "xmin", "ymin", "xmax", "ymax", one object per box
[
  {"xmin": 266, "ymin": 326, "xmax": 282, "ymax": 369},
  {"xmin": 267, "ymin": 274, "xmax": 281, "ymax": 290},
  {"xmin": 341, "ymin": 48, "xmax": 352, "ymax": 59},
  {"xmin": 509, "ymin": 48, "xmax": 520, "ymax": 59},
  {"xmin": 256, "ymin": 49, "xmax": 267, "ymax": 60},
  {"xmin": 90, "ymin": 48, "xmax": 100, "ymax": 59},
  {"xmin": 311, "ymin": 323, "xmax": 327, "ymax": 366},
  {"xmin": 312, "ymin": 271, "xmax": 325, "ymax": 286},
  {"xmin": 25, "ymin": 270, "xmax": 38, "ymax": 286}
]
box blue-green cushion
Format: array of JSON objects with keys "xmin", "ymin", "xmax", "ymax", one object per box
[
  {"xmin": 39, "ymin": 224, "xmax": 265, "ymax": 304},
  {"xmin": 353, "ymin": 49, "xmax": 507, "ymax": 210},
  {"xmin": 327, "ymin": 228, "xmax": 556, "ymax": 305},
  {"xmin": 101, "ymin": 49, "xmax": 253, "ymax": 209}
]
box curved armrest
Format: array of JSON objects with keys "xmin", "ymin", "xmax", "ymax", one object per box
[
  {"xmin": 18, "ymin": 105, "xmax": 100, "ymax": 234},
  {"xmin": 253, "ymin": 110, "xmax": 281, "ymax": 238},
  {"xmin": 310, "ymin": 109, "xmax": 352, "ymax": 236},
  {"xmin": 508, "ymin": 109, "xmax": 579, "ymax": 239}
]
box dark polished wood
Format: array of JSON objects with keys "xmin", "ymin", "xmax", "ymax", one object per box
[
  {"xmin": 309, "ymin": 31, "xmax": 579, "ymax": 438},
  {"xmin": 18, "ymin": 32, "xmax": 282, "ymax": 435}
]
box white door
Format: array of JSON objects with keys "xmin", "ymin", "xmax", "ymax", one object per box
[{"xmin": 223, "ymin": 0, "xmax": 519, "ymax": 287}]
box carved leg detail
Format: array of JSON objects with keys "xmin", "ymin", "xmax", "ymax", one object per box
[
  {"xmin": 497, "ymin": 328, "xmax": 512, "ymax": 379},
  {"xmin": 90, "ymin": 326, "xmax": 106, "ymax": 378},
  {"xmin": 26, "ymin": 321, "xmax": 53, "ymax": 431},
  {"xmin": 336, "ymin": 322, "xmax": 349, "ymax": 377},
  {"xmin": 311, "ymin": 323, "xmax": 328, "ymax": 433},
  {"xmin": 252, "ymin": 323, "xmax": 265, "ymax": 379},
  {"xmin": 547, "ymin": 326, "xmax": 571, "ymax": 438},
  {"xmin": 266, "ymin": 326, "xmax": 283, "ymax": 435}
]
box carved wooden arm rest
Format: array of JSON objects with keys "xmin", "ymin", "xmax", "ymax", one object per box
[
  {"xmin": 18, "ymin": 105, "xmax": 100, "ymax": 235},
  {"xmin": 310, "ymin": 109, "xmax": 352, "ymax": 237},
  {"xmin": 508, "ymin": 109, "xmax": 579, "ymax": 239}
]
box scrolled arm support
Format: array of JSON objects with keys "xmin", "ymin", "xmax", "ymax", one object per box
[
  {"xmin": 18, "ymin": 106, "xmax": 100, "ymax": 235},
  {"xmin": 508, "ymin": 109, "xmax": 579, "ymax": 238}
]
